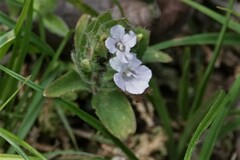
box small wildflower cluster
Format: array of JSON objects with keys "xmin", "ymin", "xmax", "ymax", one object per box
[{"xmin": 105, "ymin": 25, "xmax": 152, "ymax": 94}]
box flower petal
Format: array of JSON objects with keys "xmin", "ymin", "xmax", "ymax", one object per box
[
  {"xmin": 116, "ymin": 51, "xmax": 129, "ymax": 63},
  {"xmin": 135, "ymin": 66, "xmax": 152, "ymax": 81},
  {"xmin": 110, "ymin": 25, "xmax": 125, "ymax": 40},
  {"xmin": 125, "ymin": 79, "xmax": 149, "ymax": 94},
  {"xmin": 128, "ymin": 55, "xmax": 142, "ymax": 69},
  {"xmin": 122, "ymin": 31, "xmax": 137, "ymax": 48},
  {"xmin": 105, "ymin": 37, "xmax": 117, "ymax": 54},
  {"xmin": 113, "ymin": 73, "xmax": 126, "ymax": 92},
  {"xmin": 124, "ymin": 52, "xmax": 135, "ymax": 62},
  {"xmin": 109, "ymin": 57, "xmax": 124, "ymax": 72}
]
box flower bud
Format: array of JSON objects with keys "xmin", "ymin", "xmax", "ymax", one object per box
[{"xmin": 80, "ymin": 58, "xmax": 92, "ymax": 72}]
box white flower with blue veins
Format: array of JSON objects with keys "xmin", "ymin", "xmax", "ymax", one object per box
[
  {"xmin": 105, "ymin": 25, "xmax": 137, "ymax": 63},
  {"xmin": 110, "ymin": 55, "xmax": 152, "ymax": 94}
]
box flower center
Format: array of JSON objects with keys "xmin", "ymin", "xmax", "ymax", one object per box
[
  {"xmin": 115, "ymin": 42, "xmax": 125, "ymax": 52},
  {"xmin": 122, "ymin": 68, "xmax": 137, "ymax": 80}
]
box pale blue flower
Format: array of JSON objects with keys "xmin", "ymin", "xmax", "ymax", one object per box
[
  {"xmin": 110, "ymin": 55, "xmax": 152, "ymax": 94},
  {"xmin": 105, "ymin": 25, "xmax": 137, "ymax": 63}
]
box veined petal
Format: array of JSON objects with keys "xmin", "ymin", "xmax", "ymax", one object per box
[
  {"xmin": 125, "ymin": 79, "xmax": 149, "ymax": 94},
  {"xmin": 113, "ymin": 73, "xmax": 126, "ymax": 92},
  {"xmin": 109, "ymin": 57, "xmax": 124, "ymax": 72},
  {"xmin": 124, "ymin": 52, "xmax": 135, "ymax": 62},
  {"xmin": 128, "ymin": 55, "xmax": 142, "ymax": 69},
  {"xmin": 105, "ymin": 37, "xmax": 117, "ymax": 54},
  {"xmin": 122, "ymin": 31, "xmax": 137, "ymax": 48},
  {"xmin": 135, "ymin": 66, "xmax": 152, "ymax": 81},
  {"xmin": 116, "ymin": 51, "xmax": 129, "ymax": 63},
  {"xmin": 110, "ymin": 25, "xmax": 125, "ymax": 40}
]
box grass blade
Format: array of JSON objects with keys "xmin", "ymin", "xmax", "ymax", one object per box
[
  {"xmin": 184, "ymin": 91, "xmax": 227, "ymax": 160},
  {"xmin": 0, "ymin": 154, "xmax": 39, "ymax": 160},
  {"xmin": 55, "ymin": 104, "xmax": 79, "ymax": 150},
  {"xmin": 178, "ymin": 48, "xmax": 190, "ymax": 119},
  {"xmin": 0, "ymin": 130, "xmax": 29, "ymax": 160},
  {"xmin": 181, "ymin": 0, "xmax": 240, "ymax": 34},
  {"xmin": 0, "ymin": 76, "xmax": 30, "ymax": 111},
  {"xmin": 190, "ymin": 0, "xmax": 235, "ymax": 112},
  {"xmin": 148, "ymin": 33, "xmax": 240, "ymax": 51},
  {"xmin": 0, "ymin": 128, "xmax": 47, "ymax": 160},
  {"xmin": 148, "ymin": 78, "xmax": 176, "ymax": 160}
]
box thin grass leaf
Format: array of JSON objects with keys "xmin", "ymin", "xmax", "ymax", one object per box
[
  {"xmin": 14, "ymin": 0, "xmax": 32, "ymax": 35},
  {"xmin": 0, "ymin": 130, "xmax": 29, "ymax": 160},
  {"xmin": 67, "ymin": 0, "xmax": 99, "ymax": 17},
  {"xmin": 181, "ymin": 0, "xmax": 240, "ymax": 34},
  {"xmin": 148, "ymin": 33, "xmax": 240, "ymax": 51},
  {"xmin": 0, "ymin": 128, "xmax": 47, "ymax": 160},
  {"xmin": 190, "ymin": 0, "xmax": 235, "ymax": 112},
  {"xmin": 0, "ymin": 76, "xmax": 31, "ymax": 112},
  {"xmin": 44, "ymin": 150, "xmax": 104, "ymax": 159},
  {"xmin": 43, "ymin": 14, "xmax": 69, "ymax": 37},
  {"xmin": 111, "ymin": 0, "xmax": 125, "ymax": 17},
  {"xmin": 148, "ymin": 78, "xmax": 176, "ymax": 160},
  {"xmin": 0, "ymin": 0, "xmax": 33, "ymax": 102},
  {"xmin": 177, "ymin": 90, "xmax": 224, "ymax": 158},
  {"xmin": 0, "ymin": 11, "xmax": 55, "ymax": 57},
  {"xmin": 42, "ymin": 30, "xmax": 74, "ymax": 79},
  {"xmin": 0, "ymin": 65, "xmax": 43, "ymax": 92},
  {"xmin": 7, "ymin": 72, "xmax": 58, "ymax": 154},
  {"xmin": 0, "ymin": 30, "xmax": 15, "ymax": 56},
  {"xmin": 0, "ymin": 43, "xmax": 12, "ymax": 59},
  {"xmin": 178, "ymin": 48, "xmax": 190, "ymax": 120},
  {"xmin": 199, "ymin": 106, "xmax": 228, "ymax": 160},
  {"xmin": 0, "ymin": 154, "xmax": 39, "ymax": 160},
  {"xmin": 198, "ymin": 75, "xmax": 240, "ymax": 159},
  {"xmin": 217, "ymin": 6, "xmax": 240, "ymax": 17},
  {"xmin": 55, "ymin": 105, "xmax": 79, "ymax": 150},
  {"xmin": 184, "ymin": 91, "xmax": 227, "ymax": 160}
]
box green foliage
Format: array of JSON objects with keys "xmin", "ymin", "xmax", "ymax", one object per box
[
  {"xmin": 44, "ymin": 70, "xmax": 90, "ymax": 98},
  {"xmin": 0, "ymin": 30, "xmax": 15, "ymax": 58},
  {"xmin": 0, "ymin": 128, "xmax": 47, "ymax": 160},
  {"xmin": 1, "ymin": 0, "xmax": 240, "ymax": 159},
  {"xmin": 67, "ymin": 0, "xmax": 99, "ymax": 17},
  {"xmin": 92, "ymin": 91, "xmax": 136, "ymax": 139},
  {"xmin": 132, "ymin": 27, "xmax": 150, "ymax": 59},
  {"xmin": 42, "ymin": 13, "xmax": 69, "ymax": 37},
  {"xmin": 142, "ymin": 49, "xmax": 173, "ymax": 63}
]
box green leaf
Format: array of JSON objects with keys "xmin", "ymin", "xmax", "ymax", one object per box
[
  {"xmin": 43, "ymin": 14, "xmax": 69, "ymax": 37},
  {"xmin": 0, "ymin": 128, "xmax": 47, "ymax": 160},
  {"xmin": 74, "ymin": 14, "xmax": 90, "ymax": 52},
  {"xmin": 0, "ymin": 154, "xmax": 39, "ymax": 160},
  {"xmin": 133, "ymin": 27, "xmax": 150, "ymax": 59},
  {"xmin": 142, "ymin": 49, "xmax": 173, "ymax": 63},
  {"xmin": 43, "ymin": 70, "xmax": 90, "ymax": 98},
  {"xmin": 14, "ymin": 0, "xmax": 32, "ymax": 35},
  {"xmin": 177, "ymin": 48, "xmax": 190, "ymax": 120},
  {"xmin": 92, "ymin": 91, "xmax": 136, "ymax": 139},
  {"xmin": 183, "ymin": 91, "xmax": 227, "ymax": 160},
  {"xmin": 181, "ymin": 0, "xmax": 240, "ymax": 34},
  {"xmin": 0, "ymin": 30, "xmax": 15, "ymax": 51},
  {"xmin": 149, "ymin": 33, "xmax": 240, "ymax": 51},
  {"xmin": 67, "ymin": 0, "xmax": 99, "ymax": 17}
]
